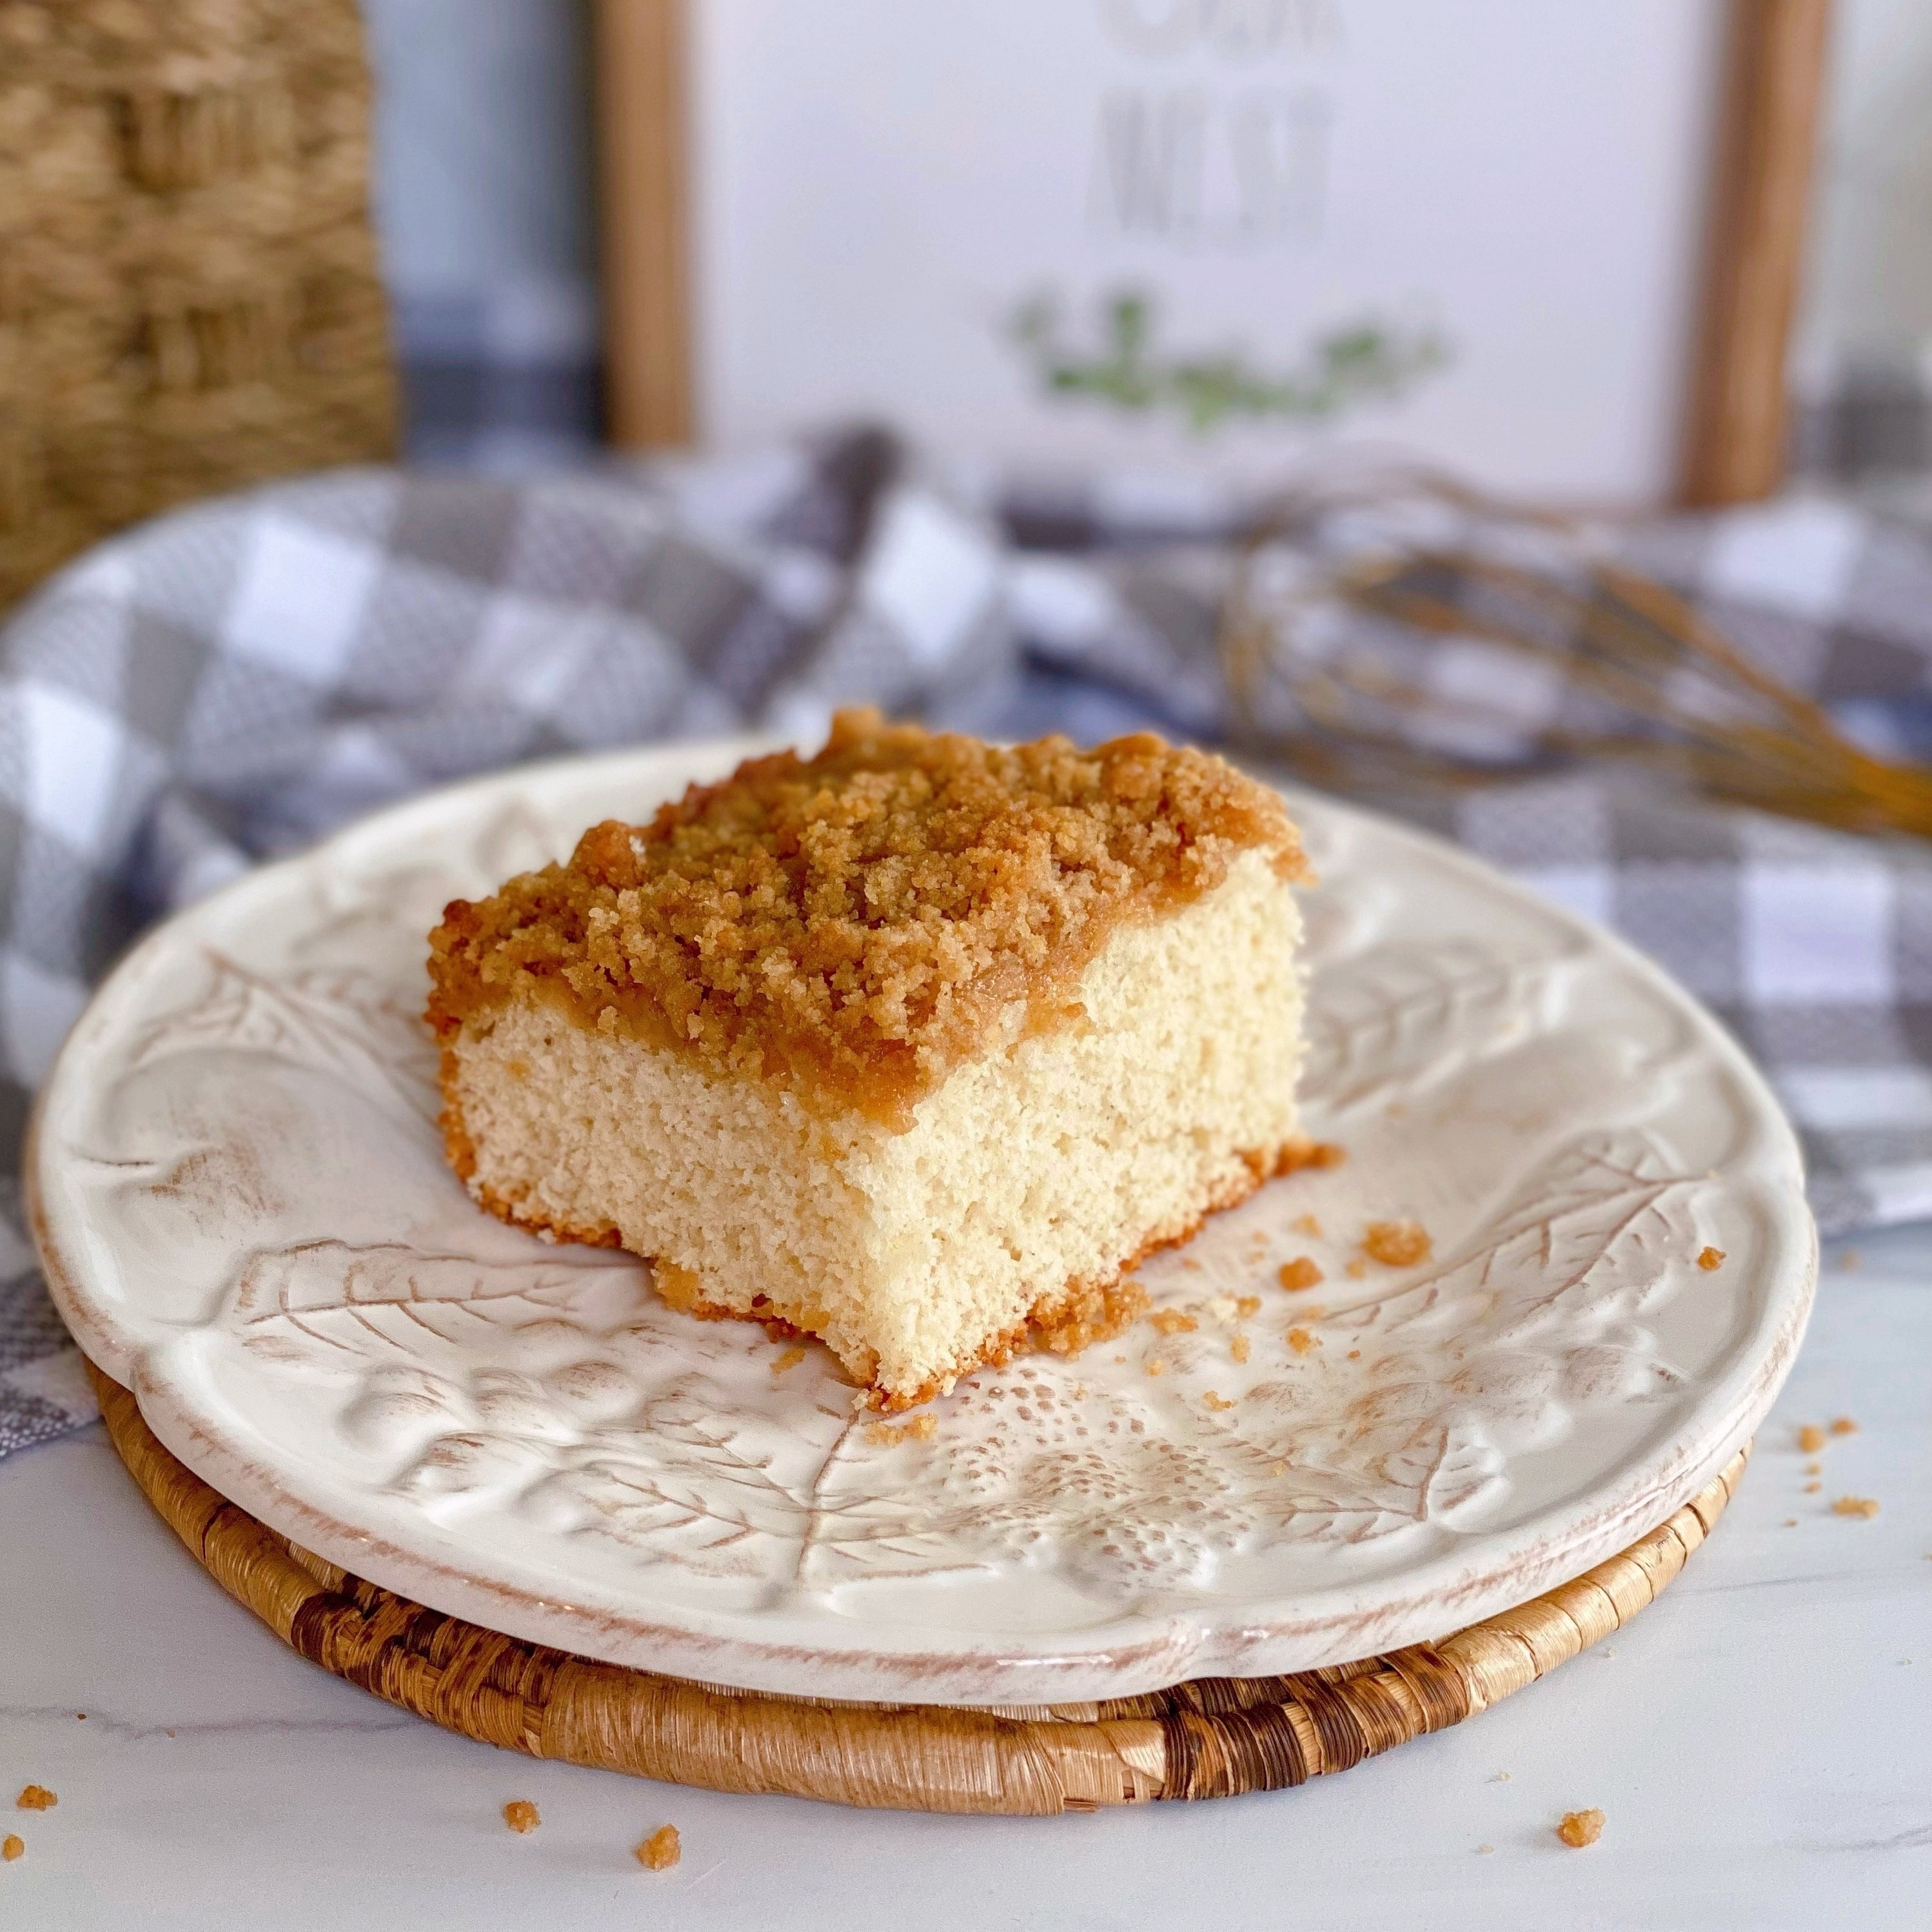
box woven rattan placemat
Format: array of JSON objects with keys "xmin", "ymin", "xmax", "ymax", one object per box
[{"xmin": 86, "ymin": 1360, "xmax": 1745, "ymax": 1815}]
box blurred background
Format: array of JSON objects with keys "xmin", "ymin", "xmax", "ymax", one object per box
[{"xmin": 363, "ymin": 0, "xmax": 1932, "ymax": 517}]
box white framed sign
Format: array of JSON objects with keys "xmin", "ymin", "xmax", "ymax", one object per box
[{"xmin": 596, "ymin": 0, "xmax": 1833, "ymax": 508}]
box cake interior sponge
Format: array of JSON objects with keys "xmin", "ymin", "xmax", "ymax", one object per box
[{"xmin": 428, "ymin": 710, "xmax": 1308, "ymax": 1408}]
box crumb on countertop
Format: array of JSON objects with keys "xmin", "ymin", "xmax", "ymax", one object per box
[
  {"xmin": 1557, "ymin": 1808, "xmax": 1604, "ymax": 1848},
  {"xmin": 502, "ymin": 1800, "xmax": 539, "ymax": 1834},
  {"xmin": 1806, "ymin": 1461, "xmax": 1822, "ymax": 1475},
  {"xmin": 1363, "ymin": 1219, "xmax": 1432, "ymax": 1267},
  {"xmin": 1230, "ymin": 1334, "xmax": 1252, "ymax": 1365},
  {"xmin": 1832, "ymin": 1496, "xmax": 1880, "ymax": 1519},
  {"xmin": 636, "ymin": 1824, "xmax": 681, "ymax": 1871},
  {"xmin": 1, "ymin": 1836, "xmax": 20, "ymax": 1863},
  {"xmin": 1286, "ymin": 1327, "xmax": 1321, "ymax": 1355},
  {"xmin": 1290, "ymin": 1213, "xmax": 1323, "ymax": 1237},
  {"xmin": 1797, "ymin": 1423, "xmax": 1826, "ymax": 1453},
  {"xmin": 1696, "ymin": 1245, "xmax": 1725, "ymax": 1271},
  {"xmin": 1145, "ymin": 1358, "xmax": 1167, "ymax": 1377},
  {"xmin": 14, "ymin": 1788, "xmax": 54, "ymax": 1813},
  {"xmin": 1277, "ymin": 1257, "xmax": 1323, "ymax": 1292},
  {"xmin": 1150, "ymin": 1308, "xmax": 1198, "ymax": 1336},
  {"xmin": 1804, "ymin": 1482, "xmax": 1820, "ymax": 1493},
  {"xmin": 1831, "ymin": 1416, "xmax": 1858, "ymax": 1436},
  {"xmin": 1203, "ymin": 1391, "xmax": 1236, "ymax": 1412}
]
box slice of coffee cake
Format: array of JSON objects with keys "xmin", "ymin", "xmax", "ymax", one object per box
[{"xmin": 428, "ymin": 710, "xmax": 1309, "ymax": 1408}]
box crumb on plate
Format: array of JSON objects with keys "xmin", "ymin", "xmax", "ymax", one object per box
[
  {"xmin": 502, "ymin": 1800, "xmax": 539, "ymax": 1834},
  {"xmin": 1696, "ymin": 1245, "xmax": 1725, "ymax": 1271},
  {"xmin": 1797, "ymin": 1424, "xmax": 1826, "ymax": 1453},
  {"xmin": 865, "ymin": 1414, "xmax": 939, "ymax": 1446},
  {"xmin": 14, "ymin": 1788, "xmax": 54, "ymax": 1813},
  {"xmin": 1230, "ymin": 1334, "xmax": 1252, "ymax": 1365},
  {"xmin": 771, "ymin": 1345, "xmax": 806, "ymax": 1377},
  {"xmin": 1831, "ymin": 1416, "xmax": 1858, "ymax": 1436},
  {"xmin": 1286, "ymin": 1327, "xmax": 1321, "ymax": 1355},
  {"xmin": 1203, "ymin": 1391, "xmax": 1236, "ymax": 1412},
  {"xmin": 1557, "ymin": 1808, "xmax": 1604, "ymax": 1848},
  {"xmin": 1291, "ymin": 1213, "xmax": 1323, "ymax": 1237},
  {"xmin": 1345, "ymin": 1258, "xmax": 1368, "ymax": 1279},
  {"xmin": 1277, "ymin": 1257, "xmax": 1323, "ymax": 1292},
  {"xmin": 1363, "ymin": 1219, "xmax": 1432, "ymax": 1267},
  {"xmin": 1, "ymin": 1836, "xmax": 20, "ymax": 1863},
  {"xmin": 1150, "ymin": 1308, "xmax": 1198, "ymax": 1336},
  {"xmin": 1832, "ymin": 1495, "xmax": 1880, "ymax": 1519},
  {"xmin": 636, "ymin": 1824, "xmax": 681, "ymax": 1871}
]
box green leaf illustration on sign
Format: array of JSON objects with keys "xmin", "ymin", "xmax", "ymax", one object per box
[{"xmin": 1010, "ymin": 289, "xmax": 1450, "ymax": 434}]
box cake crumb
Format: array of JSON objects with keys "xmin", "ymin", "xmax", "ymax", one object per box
[
  {"xmin": 1286, "ymin": 1327, "xmax": 1321, "ymax": 1355},
  {"xmin": 1696, "ymin": 1245, "xmax": 1725, "ymax": 1271},
  {"xmin": 636, "ymin": 1824, "xmax": 681, "ymax": 1871},
  {"xmin": 866, "ymin": 1414, "xmax": 939, "ymax": 1446},
  {"xmin": 1, "ymin": 1837, "xmax": 20, "ymax": 1863},
  {"xmin": 771, "ymin": 1345, "xmax": 806, "ymax": 1377},
  {"xmin": 1270, "ymin": 1459, "xmax": 1289, "ymax": 1477},
  {"xmin": 1181, "ymin": 1259, "xmax": 1203, "ymax": 1273},
  {"xmin": 1278, "ymin": 1257, "xmax": 1323, "ymax": 1292},
  {"xmin": 1797, "ymin": 1424, "xmax": 1826, "ymax": 1453},
  {"xmin": 1838, "ymin": 1248, "xmax": 1860, "ymax": 1270},
  {"xmin": 1203, "ymin": 1391, "xmax": 1236, "ymax": 1412},
  {"xmin": 1345, "ymin": 1258, "xmax": 1368, "ymax": 1279},
  {"xmin": 1347, "ymin": 1348, "xmax": 1361, "ymax": 1360},
  {"xmin": 1150, "ymin": 1308, "xmax": 1199, "ymax": 1336},
  {"xmin": 1234, "ymin": 1294, "xmax": 1261, "ymax": 1319},
  {"xmin": 1805, "ymin": 1461, "xmax": 1821, "ymax": 1475},
  {"xmin": 1804, "ymin": 1482, "xmax": 1820, "ymax": 1493},
  {"xmin": 1557, "ymin": 1808, "xmax": 1604, "ymax": 1848},
  {"xmin": 1830, "ymin": 1416, "xmax": 1858, "ymax": 1436},
  {"xmin": 502, "ymin": 1800, "xmax": 539, "ymax": 1834},
  {"xmin": 14, "ymin": 1788, "xmax": 54, "ymax": 1813},
  {"xmin": 1832, "ymin": 1495, "xmax": 1880, "ymax": 1519},
  {"xmin": 1363, "ymin": 1219, "xmax": 1432, "ymax": 1267},
  {"xmin": 1783, "ymin": 1518, "xmax": 1798, "ymax": 1527},
  {"xmin": 1475, "ymin": 1842, "xmax": 1493, "ymax": 1855},
  {"xmin": 1145, "ymin": 1358, "xmax": 1167, "ymax": 1377},
  {"xmin": 1290, "ymin": 1213, "xmax": 1323, "ymax": 1237},
  {"xmin": 1230, "ymin": 1334, "xmax": 1252, "ymax": 1365},
  {"xmin": 1492, "ymin": 1771, "xmax": 1510, "ymax": 1782}
]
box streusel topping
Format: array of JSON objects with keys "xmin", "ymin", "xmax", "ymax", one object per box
[{"xmin": 428, "ymin": 709, "xmax": 1306, "ymax": 1125}]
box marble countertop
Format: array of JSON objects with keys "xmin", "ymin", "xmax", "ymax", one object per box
[{"xmin": 1, "ymin": 1232, "xmax": 1926, "ymax": 1932}]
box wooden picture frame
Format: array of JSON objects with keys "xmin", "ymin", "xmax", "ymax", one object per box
[{"xmin": 594, "ymin": 0, "xmax": 1831, "ymax": 508}]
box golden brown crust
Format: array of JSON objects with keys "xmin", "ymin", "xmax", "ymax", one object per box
[{"xmin": 427, "ymin": 708, "xmax": 1306, "ymax": 1128}]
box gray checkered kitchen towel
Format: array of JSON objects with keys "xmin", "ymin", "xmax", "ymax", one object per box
[{"xmin": 6, "ymin": 429, "xmax": 1931, "ymax": 1455}]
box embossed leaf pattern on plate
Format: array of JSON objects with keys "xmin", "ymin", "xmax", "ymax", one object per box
[{"xmin": 31, "ymin": 745, "xmax": 1811, "ymax": 1699}]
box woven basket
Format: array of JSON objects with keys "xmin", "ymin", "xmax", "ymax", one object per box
[
  {"xmin": 88, "ymin": 1360, "xmax": 1746, "ymax": 1814},
  {"xmin": 0, "ymin": 0, "xmax": 396, "ymax": 611}
]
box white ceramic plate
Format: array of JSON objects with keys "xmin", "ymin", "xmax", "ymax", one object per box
[{"xmin": 30, "ymin": 738, "xmax": 1816, "ymax": 1705}]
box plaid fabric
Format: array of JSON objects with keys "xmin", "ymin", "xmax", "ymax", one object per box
[{"xmin": 5, "ymin": 434, "xmax": 1929, "ymax": 1457}]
